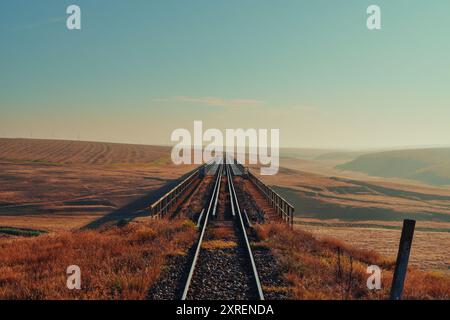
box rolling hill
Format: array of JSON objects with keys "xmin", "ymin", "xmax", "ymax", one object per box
[
  {"xmin": 0, "ymin": 138, "xmax": 193, "ymax": 231},
  {"xmin": 0, "ymin": 138, "xmax": 171, "ymax": 165},
  {"xmin": 337, "ymin": 148, "xmax": 450, "ymax": 186}
]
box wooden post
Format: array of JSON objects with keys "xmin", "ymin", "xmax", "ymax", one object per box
[
  {"xmin": 390, "ymin": 219, "xmax": 416, "ymax": 300},
  {"xmin": 290, "ymin": 208, "xmax": 294, "ymax": 229}
]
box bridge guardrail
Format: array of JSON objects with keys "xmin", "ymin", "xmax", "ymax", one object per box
[
  {"xmin": 247, "ymin": 170, "xmax": 295, "ymax": 227},
  {"xmin": 149, "ymin": 167, "xmax": 201, "ymax": 218}
]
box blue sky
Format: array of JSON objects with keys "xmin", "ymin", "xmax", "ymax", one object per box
[{"xmin": 1, "ymin": 0, "xmax": 449, "ymax": 148}]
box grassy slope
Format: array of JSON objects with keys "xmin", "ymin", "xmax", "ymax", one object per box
[
  {"xmin": 2, "ymin": 219, "xmax": 448, "ymax": 300},
  {"xmin": 255, "ymin": 222, "xmax": 450, "ymax": 299},
  {"xmin": 337, "ymin": 148, "xmax": 450, "ymax": 186},
  {"xmin": 0, "ymin": 219, "xmax": 196, "ymax": 299},
  {"xmin": 250, "ymin": 163, "xmax": 450, "ymax": 276},
  {"xmin": 1, "ymin": 139, "xmax": 448, "ymax": 299}
]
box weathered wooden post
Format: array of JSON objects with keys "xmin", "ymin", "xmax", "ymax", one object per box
[
  {"xmin": 390, "ymin": 219, "xmax": 416, "ymax": 300},
  {"xmin": 290, "ymin": 207, "xmax": 294, "ymax": 229}
]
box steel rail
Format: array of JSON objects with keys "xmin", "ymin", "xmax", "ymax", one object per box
[
  {"xmin": 196, "ymin": 209, "xmax": 205, "ymax": 228},
  {"xmin": 181, "ymin": 164, "xmax": 223, "ymax": 300},
  {"xmin": 211, "ymin": 164, "xmax": 222, "ymax": 217},
  {"xmin": 227, "ymin": 164, "xmax": 265, "ymax": 300},
  {"xmin": 243, "ymin": 209, "xmax": 252, "ymax": 228},
  {"xmin": 227, "ymin": 166, "xmax": 236, "ymax": 217}
]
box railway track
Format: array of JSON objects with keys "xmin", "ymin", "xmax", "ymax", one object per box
[{"xmin": 181, "ymin": 159, "xmax": 264, "ymax": 300}]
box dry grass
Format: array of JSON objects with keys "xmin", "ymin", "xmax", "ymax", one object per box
[
  {"xmin": 254, "ymin": 222, "xmax": 450, "ymax": 300},
  {"xmin": 262, "ymin": 285, "xmax": 290, "ymax": 295},
  {"xmin": 296, "ymin": 217, "xmax": 450, "ymax": 231},
  {"xmin": 0, "ymin": 219, "xmax": 196, "ymax": 300},
  {"xmin": 201, "ymin": 240, "xmax": 237, "ymax": 250},
  {"xmin": 210, "ymin": 226, "xmax": 235, "ymax": 240},
  {"xmin": 299, "ymin": 223, "xmax": 450, "ymax": 276},
  {"xmin": 251, "ymin": 163, "xmax": 450, "ymax": 277}
]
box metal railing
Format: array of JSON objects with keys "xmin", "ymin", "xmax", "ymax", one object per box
[
  {"xmin": 247, "ymin": 170, "xmax": 295, "ymax": 227},
  {"xmin": 149, "ymin": 168, "xmax": 201, "ymax": 218}
]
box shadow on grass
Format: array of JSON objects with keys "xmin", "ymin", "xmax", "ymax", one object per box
[{"xmin": 82, "ymin": 168, "xmax": 198, "ymax": 229}]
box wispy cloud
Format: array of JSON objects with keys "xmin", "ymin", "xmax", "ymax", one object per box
[{"xmin": 155, "ymin": 96, "xmax": 265, "ymax": 108}]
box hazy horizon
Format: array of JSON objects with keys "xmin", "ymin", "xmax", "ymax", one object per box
[
  {"xmin": 2, "ymin": 1, "xmax": 450, "ymax": 149},
  {"xmin": 2, "ymin": 135, "xmax": 450, "ymax": 152}
]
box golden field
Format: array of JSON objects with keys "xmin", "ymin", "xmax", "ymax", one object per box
[
  {"xmin": 0, "ymin": 139, "xmax": 449, "ymax": 299},
  {"xmin": 297, "ymin": 221, "xmax": 450, "ymax": 276},
  {"xmin": 1, "ymin": 219, "xmax": 448, "ymax": 300},
  {"xmin": 255, "ymin": 222, "xmax": 450, "ymax": 299},
  {"xmin": 0, "ymin": 139, "xmax": 195, "ymax": 231},
  {"xmin": 254, "ymin": 160, "xmax": 450, "ymax": 276},
  {"xmin": 0, "ymin": 219, "xmax": 196, "ymax": 299}
]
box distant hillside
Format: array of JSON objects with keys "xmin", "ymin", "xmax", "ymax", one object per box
[
  {"xmin": 337, "ymin": 148, "xmax": 450, "ymax": 186},
  {"xmin": 0, "ymin": 138, "xmax": 170, "ymax": 165},
  {"xmin": 280, "ymin": 148, "xmax": 336, "ymax": 160},
  {"xmin": 280, "ymin": 148, "xmax": 377, "ymax": 164},
  {"xmin": 314, "ymin": 151, "xmax": 367, "ymax": 162}
]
